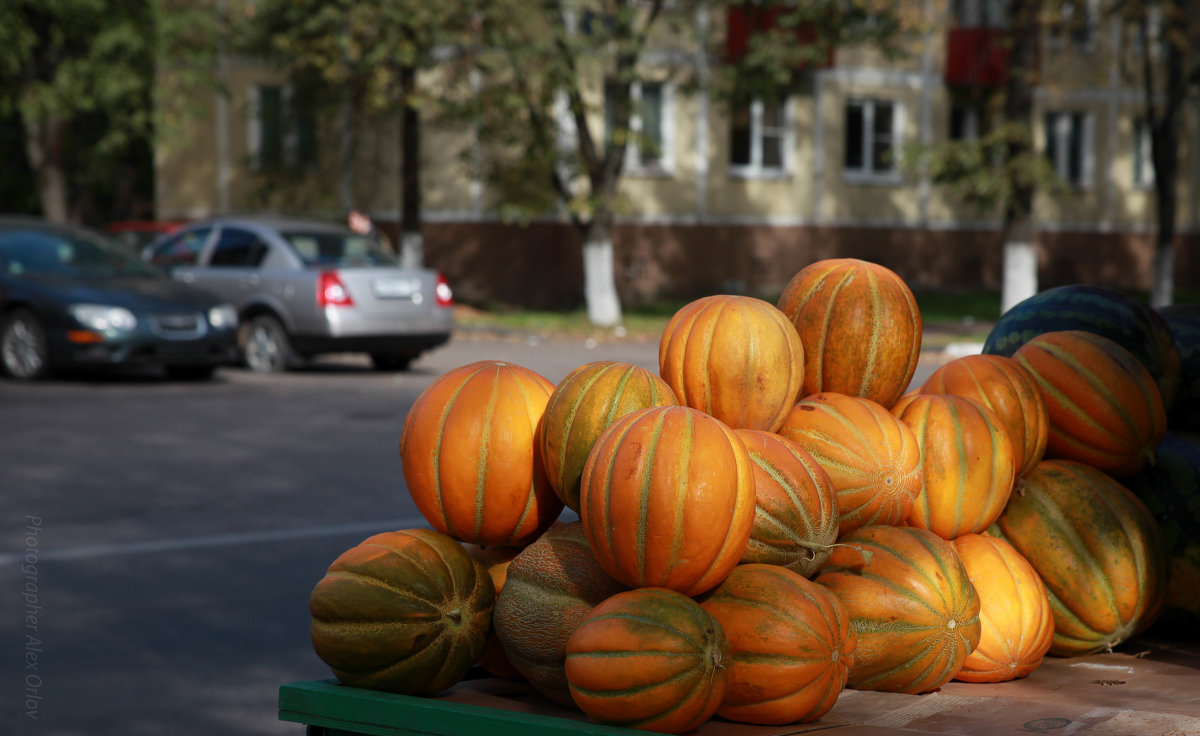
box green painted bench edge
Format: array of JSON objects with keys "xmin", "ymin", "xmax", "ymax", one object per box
[{"xmin": 278, "ymin": 679, "xmax": 640, "ymax": 736}]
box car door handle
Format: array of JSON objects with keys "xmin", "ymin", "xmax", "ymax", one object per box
[
  {"xmin": 239, "ymin": 275, "xmax": 260, "ymax": 287},
  {"xmin": 178, "ymin": 273, "xmax": 196, "ymax": 283}
]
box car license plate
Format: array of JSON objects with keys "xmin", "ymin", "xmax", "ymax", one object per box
[{"xmin": 372, "ymin": 278, "xmax": 419, "ymax": 299}]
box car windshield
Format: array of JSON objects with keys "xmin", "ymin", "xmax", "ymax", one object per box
[
  {"xmin": 0, "ymin": 228, "xmax": 163, "ymax": 279},
  {"xmin": 282, "ymin": 230, "xmax": 399, "ymax": 268}
]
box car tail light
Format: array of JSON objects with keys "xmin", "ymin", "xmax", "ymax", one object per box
[
  {"xmin": 435, "ymin": 273, "xmax": 453, "ymax": 308},
  {"xmin": 318, "ymin": 271, "xmax": 354, "ymax": 307}
]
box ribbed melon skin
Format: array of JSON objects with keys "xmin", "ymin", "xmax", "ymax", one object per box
[
  {"xmin": 777, "ymin": 258, "xmax": 922, "ymax": 409},
  {"xmin": 699, "ymin": 564, "xmax": 856, "ymax": 726},
  {"xmin": 399, "ymin": 360, "xmax": 563, "ymax": 547},
  {"xmin": 580, "ymin": 406, "xmax": 756, "ymax": 596},
  {"xmin": 777, "ymin": 392, "xmax": 922, "ymax": 536},
  {"xmin": 951, "ymin": 534, "xmax": 1055, "ymax": 683},
  {"xmin": 658, "ymin": 294, "xmax": 805, "ymax": 432},
  {"xmin": 895, "ymin": 394, "xmax": 1016, "ymax": 540},
  {"xmin": 816, "ymin": 525, "xmax": 981, "ymax": 694},
  {"xmin": 990, "ymin": 460, "xmax": 1168, "ymax": 656},
  {"xmin": 983, "ymin": 283, "xmax": 1181, "ymax": 410},
  {"xmin": 920, "ymin": 354, "xmax": 1049, "ymax": 480},
  {"xmin": 540, "ymin": 361, "xmax": 677, "ymax": 512},
  {"xmin": 309, "ymin": 529, "xmax": 494, "ymax": 696},
  {"xmin": 733, "ymin": 429, "xmax": 840, "ymax": 577},
  {"xmin": 565, "ymin": 588, "xmax": 729, "ymax": 734},
  {"xmin": 1158, "ymin": 303, "xmax": 1200, "ymax": 431},
  {"xmin": 1119, "ymin": 432, "xmax": 1200, "ymax": 636},
  {"xmin": 493, "ymin": 522, "xmax": 627, "ymax": 708},
  {"xmin": 1013, "ymin": 330, "xmax": 1166, "ymax": 477}
]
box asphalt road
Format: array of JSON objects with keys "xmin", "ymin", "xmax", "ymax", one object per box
[
  {"xmin": 0, "ymin": 333, "xmax": 941, "ymax": 736},
  {"xmin": 0, "ymin": 334, "xmax": 662, "ymax": 736}
]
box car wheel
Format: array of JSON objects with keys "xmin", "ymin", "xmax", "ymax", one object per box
[
  {"xmin": 164, "ymin": 364, "xmax": 218, "ymax": 381},
  {"xmin": 0, "ymin": 309, "xmax": 51, "ymax": 380},
  {"xmin": 370, "ymin": 352, "xmax": 415, "ymax": 372},
  {"xmin": 240, "ymin": 315, "xmax": 296, "ymax": 373}
]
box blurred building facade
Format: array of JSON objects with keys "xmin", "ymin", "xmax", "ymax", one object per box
[{"xmin": 155, "ymin": 1, "xmax": 1200, "ymax": 308}]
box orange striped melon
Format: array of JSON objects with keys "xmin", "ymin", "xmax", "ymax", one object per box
[
  {"xmin": 895, "ymin": 394, "xmax": 1016, "ymax": 540},
  {"xmin": 565, "ymin": 588, "xmax": 729, "ymax": 733},
  {"xmin": 1013, "ymin": 330, "xmax": 1166, "ymax": 477},
  {"xmin": 398, "ymin": 360, "xmax": 563, "ymax": 547},
  {"xmin": 952, "ymin": 533, "xmax": 1055, "ymax": 682},
  {"xmin": 920, "ymin": 354, "xmax": 1049, "ymax": 480},
  {"xmin": 777, "ymin": 258, "xmax": 922, "ymax": 409},
  {"xmin": 699, "ymin": 564, "xmax": 856, "ymax": 725},
  {"xmin": 777, "ymin": 392, "xmax": 922, "ymax": 536},
  {"xmin": 659, "ymin": 294, "xmax": 805, "ymax": 432},
  {"xmin": 580, "ymin": 406, "xmax": 756, "ymax": 596},
  {"xmin": 816, "ymin": 525, "xmax": 981, "ymax": 694},
  {"xmin": 733, "ymin": 429, "xmax": 839, "ymax": 577}
]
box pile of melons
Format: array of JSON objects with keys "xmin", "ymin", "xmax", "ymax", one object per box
[{"xmin": 307, "ymin": 258, "xmax": 1196, "ymax": 734}]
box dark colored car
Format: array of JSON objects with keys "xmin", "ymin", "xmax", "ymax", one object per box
[{"xmin": 0, "ymin": 218, "xmax": 240, "ymax": 380}]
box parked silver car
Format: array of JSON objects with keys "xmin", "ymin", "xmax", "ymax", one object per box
[{"xmin": 143, "ymin": 216, "xmax": 453, "ymax": 372}]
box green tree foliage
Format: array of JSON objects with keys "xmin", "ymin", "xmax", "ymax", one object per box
[{"xmin": 0, "ymin": 0, "xmax": 218, "ymax": 224}]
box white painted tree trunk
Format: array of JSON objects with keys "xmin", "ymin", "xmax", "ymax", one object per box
[
  {"xmin": 583, "ymin": 237, "xmax": 623, "ymax": 327},
  {"xmin": 400, "ymin": 231, "xmax": 424, "ymax": 270},
  {"xmin": 1000, "ymin": 239, "xmax": 1038, "ymax": 314}
]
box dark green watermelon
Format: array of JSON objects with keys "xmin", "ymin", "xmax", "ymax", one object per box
[
  {"xmin": 1123, "ymin": 431, "xmax": 1200, "ymax": 638},
  {"xmin": 1158, "ymin": 303, "xmax": 1200, "ymax": 432},
  {"xmin": 984, "ymin": 284, "xmax": 1181, "ymax": 410}
]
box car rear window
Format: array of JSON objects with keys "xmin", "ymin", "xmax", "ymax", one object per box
[
  {"xmin": 0, "ymin": 229, "xmax": 163, "ymax": 279},
  {"xmin": 281, "ymin": 231, "xmax": 399, "ymax": 268}
]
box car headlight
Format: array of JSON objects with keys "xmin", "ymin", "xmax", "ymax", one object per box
[
  {"xmin": 208, "ymin": 304, "xmax": 238, "ymax": 330},
  {"xmin": 69, "ymin": 304, "xmax": 137, "ymax": 332}
]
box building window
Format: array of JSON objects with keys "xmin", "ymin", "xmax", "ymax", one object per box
[
  {"xmin": 844, "ymin": 98, "xmax": 902, "ymax": 182},
  {"xmin": 249, "ymin": 85, "xmax": 318, "ymax": 171},
  {"xmin": 1134, "ymin": 118, "xmax": 1155, "ymax": 189},
  {"xmin": 952, "ymin": 0, "xmax": 1008, "ymax": 28},
  {"xmin": 729, "ymin": 95, "xmax": 789, "ymax": 178},
  {"xmin": 605, "ymin": 80, "xmax": 673, "ymax": 173},
  {"xmin": 1049, "ymin": 0, "xmax": 1095, "ymax": 48},
  {"xmin": 1044, "ymin": 111, "xmax": 1094, "ymax": 188},
  {"xmin": 950, "ymin": 103, "xmax": 984, "ymax": 141}
]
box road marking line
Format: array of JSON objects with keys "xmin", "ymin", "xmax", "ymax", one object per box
[{"xmin": 0, "ymin": 517, "xmax": 429, "ymax": 565}]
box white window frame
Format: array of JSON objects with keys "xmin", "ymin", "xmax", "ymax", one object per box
[
  {"xmin": 1045, "ymin": 110, "xmax": 1096, "ymax": 190},
  {"xmin": 728, "ymin": 95, "xmax": 793, "ymax": 179},
  {"xmin": 606, "ymin": 80, "xmax": 675, "ymax": 177},
  {"xmin": 1134, "ymin": 117, "xmax": 1155, "ymax": 190},
  {"xmin": 1047, "ymin": 0, "xmax": 1098, "ymax": 50},
  {"xmin": 843, "ymin": 97, "xmax": 905, "ymax": 185}
]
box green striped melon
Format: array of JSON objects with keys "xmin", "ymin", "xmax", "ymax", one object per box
[
  {"xmin": 984, "ymin": 283, "xmax": 1181, "ymax": 410},
  {"xmin": 1122, "ymin": 432, "xmax": 1200, "ymax": 637},
  {"xmin": 990, "ymin": 460, "xmax": 1168, "ymax": 656},
  {"xmin": 565, "ymin": 588, "xmax": 729, "ymax": 733},
  {"xmin": 492, "ymin": 522, "xmax": 627, "ymax": 708},
  {"xmin": 733, "ymin": 429, "xmax": 840, "ymax": 577},
  {"xmin": 1158, "ymin": 303, "xmax": 1200, "ymax": 432},
  {"xmin": 815, "ymin": 525, "xmax": 981, "ymax": 694},
  {"xmin": 309, "ymin": 529, "xmax": 494, "ymax": 695},
  {"xmin": 540, "ymin": 361, "xmax": 677, "ymax": 512}
]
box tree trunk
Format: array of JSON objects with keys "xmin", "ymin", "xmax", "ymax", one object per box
[
  {"xmin": 400, "ymin": 62, "xmax": 424, "ymax": 269},
  {"xmin": 999, "ymin": 0, "xmax": 1042, "ymax": 313},
  {"xmin": 21, "ymin": 109, "xmax": 69, "ymax": 223},
  {"xmin": 581, "ymin": 213, "xmax": 623, "ymax": 327}
]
